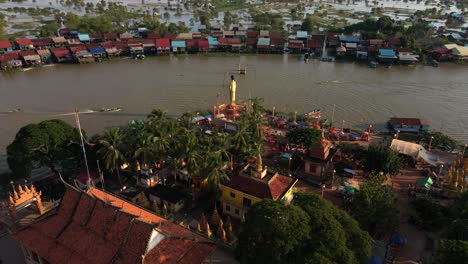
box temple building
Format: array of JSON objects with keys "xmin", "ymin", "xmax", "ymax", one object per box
[
  {"xmin": 7, "ymin": 183, "xmax": 217, "ymax": 264},
  {"xmin": 298, "ymin": 133, "xmax": 337, "ymax": 184},
  {"xmin": 219, "ymin": 155, "xmax": 297, "ymax": 219}
]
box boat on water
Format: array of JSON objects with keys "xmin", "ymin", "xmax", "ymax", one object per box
[
  {"xmin": 6, "ymin": 108, "xmax": 22, "ymax": 113},
  {"xmin": 93, "ymin": 107, "xmax": 122, "ymax": 113}
]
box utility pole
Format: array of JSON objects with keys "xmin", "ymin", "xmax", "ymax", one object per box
[
  {"xmin": 74, "ymin": 109, "xmax": 91, "ymax": 188},
  {"xmin": 330, "ymin": 104, "xmax": 336, "ymax": 128}
]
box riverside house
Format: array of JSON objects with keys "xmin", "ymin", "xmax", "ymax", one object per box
[
  {"xmin": 0, "ymin": 40, "xmax": 13, "ymax": 53},
  {"xmin": 388, "ymin": 117, "xmax": 429, "ymax": 134}
]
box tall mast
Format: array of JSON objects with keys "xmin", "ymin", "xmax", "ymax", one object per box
[{"xmin": 74, "ymin": 109, "xmax": 92, "ymax": 188}]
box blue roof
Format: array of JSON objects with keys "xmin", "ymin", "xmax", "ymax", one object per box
[
  {"xmin": 89, "ymin": 47, "xmax": 106, "ymax": 54},
  {"xmin": 379, "ymin": 49, "xmax": 396, "ymax": 57},
  {"xmin": 171, "ymin": 40, "xmax": 186, "ymax": 48},
  {"xmin": 339, "ymin": 37, "xmax": 360, "ymax": 43},
  {"xmin": 357, "ymin": 51, "xmax": 368, "ymax": 55},
  {"xmin": 257, "ymin": 38, "xmax": 270, "ymax": 46},
  {"xmin": 78, "ymin": 34, "xmax": 90, "ymax": 42},
  {"xmin": 465, "ymin": 44, "xmax": 468, "ymax": 47},
  {"xmin": 296, "ymin": 31, "xmax": 308, "ymax": 39},
  {"xmin": 450, "ymin": 33, "xmax": 463, "ymax": 40},
  {"xmin": 208, "ymin": 37, "xmax": 218, "ymax": 45}
]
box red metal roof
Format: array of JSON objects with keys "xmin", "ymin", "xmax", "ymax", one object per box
[
  {"xmin": 89, "ymin": 33, "xmax": 102, "ymax": 39},
  {"xmin": 0, "ymin": 52, "xmax": 20, "ymax": 63},
  {"xmin": 0, "ymin": 40, "xmax": 12, "ymax": 49},
  {"xmin": 198, "ymin": 39, "xmax": 209, "ymax": 48},
  {"xmin": 307, "ymin": 39, "xmax": 322, "ymax": 49},
  {"xmin": 165, "ymin": 33, "xmax": 177, "ymax": 40},
  {"xmin": 389, "ymin": 117, "xmax": 424, "ymax": 126},
  {"xmin": 19, "ymin": 50, "xmax": 38, "ymax": 57},
  {"xmin": 246, "ymin": 31, "xmax": 257, "ymax": 38},
  {"xmin": 227, "ymin": 38, "xmax": 241, "ymax": 45},
  {"xmin": 147, "ymin": 32, "xmax": 161, "ymax": 39},
  {"xmin": 218, "ymin": 38, "xmax": 228, "ymax": 44},
  {"xmin": 15, "ymin": 38, "xmax": 33, "ymax": 46},
  {"xmin": 388, "ymin": 38, "xmax": 401, "ymax": 45},
  {"xmin": 432, "ymin": 47, "xmax": 449, "ymax": 54},
  {"xmin": 224, "ymin": 173, "xmax": 295, "ymax": 200},
  {"xmin": 50, "ymin": 48, "xmax": 71, "ymax": 58},
  {"xmin": 397, "ymin": 47, "xmax": 413, "ymax": 53},
  {"xmin": 269, "ymin": 31, "xmax": 282, "ymax": 40},
  {"xmin": 156, "ymin": 38, "xmax": 170, "ymax": 48},
  {"xmin": 246, "ymin": 38, "xmax": 257, "ymax": 46},
  {"xmin": 270, "ymin": 38, "xmax": 284, "ymax": 47},
  {"xmin": 14, "ymin": 186, "xmax": 215, "ymax": 264},
  {"xmin": 58, "ymin": 28, "xmax": 70, "ymax": 35},
  {"xmin": 186, "ymin": 39, "xmax": 198, "ymax": 48},
  {"xmin": 103, "ymin": 33, "xmax": 118, "ymax": 40},
  {"xmin": 69, "ymin": 45, "xmax": 87, "ymax": 53},
  {"xmin": 288, "ymin": 40, "xmax": 303, "ymax": 49}
]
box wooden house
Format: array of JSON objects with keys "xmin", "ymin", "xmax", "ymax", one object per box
[
  {"xmin": 87, "ymin": 44, "xmax": 107, "ymax": 59},
  {"xmin": 142, "ymin": 39, "xmax": 156, "ymax": 54},
  {"xmin": 147, "ymin": 32, "xmax": 161, "ymax": 40},
  {"xmin": 70, "ymin": 45, "xmax": 94, "ymax": 63},
  {"xmin": 31, "ymin": 38, "xmax": 54, "ymax": 49},
  {"xmin": 198, "ymin": 39, "xmax": 209, "ymax": 52},
  {"xmin": 208, "ymin": 37, "xmax": 219, "ymax": 51},
  {"xmin": 77, "ymin": 34, "xmax": 90, "ymax": 43},
  {"xmin": 270, "ymin": 38, "xmax": 284, "ymax": 53},
  {"xmin": 431, "ymin": 47, "xmax": 450, "ymax": 61},
  {"xmin": 388, "ymin": 117, "xmax": 429, "ymax": 134},
  {"xmin": 171, "ymin": 40, "xmax": 187, "ymax": 53},
  {"xmin": 0, "ymin": 51, "xmax": 22, "ymax": 69},
  {"xmin": 89, "ymin": 33, "xmax": 103, "ymax": 43},
  {"xmin": 119, "ymin": 33, "xmax": 133, "ymax": 41},
  {"xmin": 19, "ymin": 50, "xmax": 41, "ymax": 66},
  {"xmin": 156, "ymin": 38, "xmax": 171, "ymax": 55},
  {"xmin": 0, "ymin": 40, "xmax": 13, "ymax": 53},
  {"xmin": 257, "ymin": 38, "xmax": 270, "ymax": 53},
  {"xmin": 14, "ymin": 38, "xmax": 34, "ymax": 51},
  {"xmin": 307, "ymin": 39, "xmax": 322, "ymax": 55},
  {"xmin": 186, "ymin": 39, "xmax": 199, "ymax": 53},
  {"xmin": 287, "ymin": 40, "xmax": 304, "ymax": 54},
  {"xmin": 36, "ymin": 49, "xmax": 52, "ymax": 63},
  {"xmin": 51, "ymin": 47, "xmax": 72, "ymax": 63},
  {"xmin": 377, "ymin": 49, "xmax": 397, "ymax": 64},
  {"xmin": 103, "ymin": 33, "xmax": 118, "ymax": 42}
]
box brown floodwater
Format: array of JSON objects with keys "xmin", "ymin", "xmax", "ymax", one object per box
[{"xmin": 1, "ymin": 55, "xmax": 467, "ymax": 171}]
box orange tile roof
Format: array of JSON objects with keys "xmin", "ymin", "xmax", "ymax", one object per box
[
  {"xmin": 14, "ymin": 186, "xmax": 215, "ymax": 264},
  {"xmin": 224, "ymin": 173, "xmax": 296, "ymax": 200}
]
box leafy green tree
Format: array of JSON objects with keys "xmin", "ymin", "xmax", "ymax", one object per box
[
  {"xmin": 419, "ymin": 131, "xmax": 457, "ymax": 151},
  {"xmin": 287, "ymin": 128, "xmax": 322, "ymax": 149},
  {"xmin": 301, "ymin": 14, "xmax": 325, "ymax": 33},
  {"xmin": 97, "ymin": 128, "xmax": 125, "ymax": 186},
  {"xmin": 346, "ymin": 181, "xmax": 399, "ymax": 239},
  {"xmin": 294, "ymin": 193, "xmax": 371, "ymax": 263},
  {"xmin": 365, "ymin": 144, "xmax": 402, "ymax": 175},
  {"xmin": 0, "ymin": 13, "xmax": 7, "ymax": 39},
  {"xmin": 7, "ymin": 120, "xmax": 81, "ymax": 179},
  {"xmin": 223, "ymin": 11, "xmax": 232, "ymax": 29},
  {"xmin": 236, "ymin": 200, "xmax": 311, "ymax": 264},
  {"xmin": 433, "ymin": 240, "xmax": 468, "ymax": 264}
]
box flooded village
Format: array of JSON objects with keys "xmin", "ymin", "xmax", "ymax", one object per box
[{"xmin": 0, "ymin": 0, "xmax": 468, "ymax": 264}]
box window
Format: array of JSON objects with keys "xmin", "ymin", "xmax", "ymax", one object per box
[
  {"xmin": 225, "ymin": 205, "xmax": 231, "ymax": 212},
  {"xmin": 235, "ymin": 209, "xmax": 240, "ymax": 215},
  {"xmin": 230, "ymin": 192, "xmax": 236, "ymax": 198},
  {"xmin": 243, "ymin": 198, "xmax": 252, "ymax": 207}
]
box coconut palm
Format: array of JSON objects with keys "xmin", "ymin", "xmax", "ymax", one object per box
[
  {"xmin": 97, "ymin": 128, "xmax": 125, "ymax": 186},
  {"xmin": 134, "ymin": 134, "xmax": 157, "ymax": 168}
]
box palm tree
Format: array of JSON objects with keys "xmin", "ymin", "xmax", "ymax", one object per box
[
  {"xmin": 205, "ymin": 152, "xmax": 229, "ymax": 195},
  {"xmin": 134, "ymin": 134, "xmax": 157, "ymax": 168},
  {"xmin": 147, "ymin": 109, "xmax": 167, "ymax": 123},
  {"xmin": 97, "ymin": 128, "xmax": 125, "ymax": 186}
]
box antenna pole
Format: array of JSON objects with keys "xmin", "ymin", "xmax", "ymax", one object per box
[{"xmin": 74, "ymin": 109, "xmax": 91, "ymax": 188}]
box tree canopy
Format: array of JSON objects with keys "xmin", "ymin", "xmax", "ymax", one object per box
[
  {"xmin": 286, "ymin": 128, "xmax": 322, "ymax": 149},
  {"xmin": 365, "ymin": 144, "xmax": 402, "ymax": 175},
  {"xmin": 346, "ymin": 181, "xmax": 399, "ymax": 239},
  {"xmin": 433, "ymin": 240, "xmax": 468, "ymax": 264},
  {"xmin": 236, "ymin": 200, "xmax": 311, "ymax": 264},
  {"xmin": 236, "ymin": 194, "xmax": 371, "ymax": 264},
  {"xmin": 7, "ymin": 120, "xmax": 81, "ymax": 179}
]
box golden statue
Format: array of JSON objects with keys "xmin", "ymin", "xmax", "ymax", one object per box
[{"xmin": 229, "ymin": 75, "xmax": 236, "ymax": 106}]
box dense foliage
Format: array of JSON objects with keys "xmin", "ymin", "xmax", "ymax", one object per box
[
  {"xmin": 286, "ymin": 128, "xmax": 322, "ymax": 149},
  {"xmin": 236, "ymin": 200, "xmax": 311, "ymax": 264},
  {"xmin": 365, "ymin": 144, "xmax": 402, "ymax": 175},
  {"xmin": 236, "ymin": 193, "xmax": 371, "ymax": 264},
  {"xmin": 346, "ymin": 180, "xmax": 399, "ymax": 239},
  {"xmin": 419, "ymin": 131, "xmax": 458, "ymax": 151},
  {"xmin": 433, "ymin": 240, "xmax": 468, "ymax": 264},
  {"xmin": 7, "ymin": 120, "xmax": 81, "ymax": 179}
]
